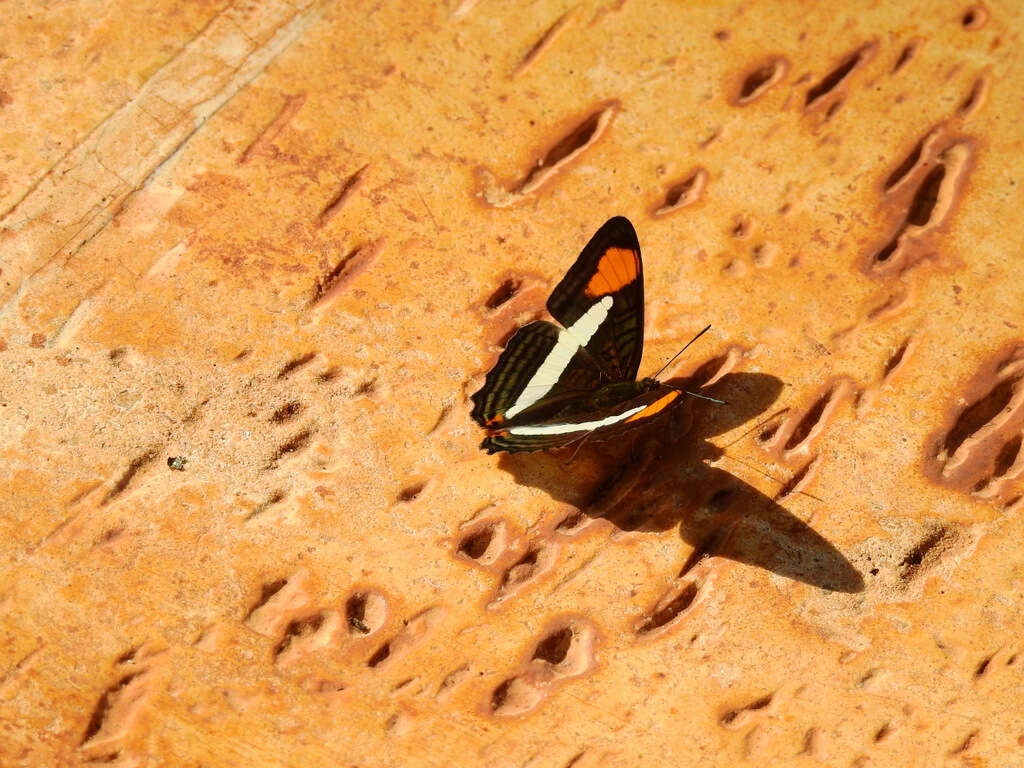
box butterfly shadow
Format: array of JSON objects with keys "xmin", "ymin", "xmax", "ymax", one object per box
[{"xmin": 496, "ymin": 371, "xmax": 865, "ymax": 593}]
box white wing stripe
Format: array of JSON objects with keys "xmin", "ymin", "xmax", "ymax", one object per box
[
  {"xmin": 507, "ymin": 404, "xmax": 646, "ymax": 436},
  {"xmin": 503, "ymin": 296, "xmax": 613, "ymax": 418},
  {"xmin": 562, "ymin": 294, "xmax": 614, "ymax": 348}
]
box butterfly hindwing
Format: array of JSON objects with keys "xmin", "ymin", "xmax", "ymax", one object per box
[
  {"xmin": 481, "ymin": 385, "xmax": 681, "ymax": 454},
  {"xmin": 546, "ymin": 216, "xmax": 644, "ymax": 382},
  {"xmin": 480, "ymin": 427, "xmax": 587, "ymax": 454},
  {"xmin": 470, "ymin": 320, "xmax": 602, "ymax": 429}
]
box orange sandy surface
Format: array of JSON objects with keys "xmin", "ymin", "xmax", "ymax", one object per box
[{"xmin": 1, "ymin": 1, "xmax": 1023, "ymax": 765}]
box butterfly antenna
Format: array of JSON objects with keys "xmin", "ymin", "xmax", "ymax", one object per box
[
  {"xmin": 653, "ymin": 324, "xmax": 713, "ymax": 380},
  {"xmin": 683, "ymin": 390, "xmax": 728, "ymax": 405}
]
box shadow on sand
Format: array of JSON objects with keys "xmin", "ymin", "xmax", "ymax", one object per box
[{"xmin": 495, "ymin": 370, "xmax": 864, "ymax": 593}]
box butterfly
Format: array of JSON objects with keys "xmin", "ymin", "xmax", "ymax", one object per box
[{"xmin": 471, "ymin": 216, "xmax": 712, "ymax": 454}]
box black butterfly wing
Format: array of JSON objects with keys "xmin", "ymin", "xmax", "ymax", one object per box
[
  {"xmin": 546, "ymin": 216, "xmax": 645, "ymax": 382},
  {"xmin": 481, "ymin": 385, "xmax": 682, "ymax": 454},
  {"xmin": 480, "ymin": 426, "xmax": 589, "ymax": 454},
  {"xmin": 470, "ymin": 320, "xmax": 602, "ymax": 430}
]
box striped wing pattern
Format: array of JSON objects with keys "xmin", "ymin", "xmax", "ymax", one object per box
[
  {"xmin": 471, "ymin": 217, "xmax": 679, "ymax": 454},
  {"xmin": 481, "ymin": 386, "xmax": 680, "ymax": 454},
  {"xmin": 547, "ymin": 216, "xmax": 645, "ymax": 381},
  {"xmin": 480, "ymin": 425, "xmax": 591, "ymax": 454},
  {"xmin": 470, "ymin": 320, "xmax": 601, "ymax": 428}
]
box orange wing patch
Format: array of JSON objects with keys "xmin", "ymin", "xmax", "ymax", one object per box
[
  {"xmin": 624, "ymin": 390, "xmax": 680, "ymax": 423},
  {"xmin": 585, "ymin": 247, "xmax": 639, "ymax": 298}
]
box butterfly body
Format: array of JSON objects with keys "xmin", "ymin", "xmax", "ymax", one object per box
[
  {"xmin": 471, "ymin": 217, "xmax": 687, "ymax": 455},
  {"xmin": 587, "ymin": 377, "xmax": 661, "ymax": 409}
]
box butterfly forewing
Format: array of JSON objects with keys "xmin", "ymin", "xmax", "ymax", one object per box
[{"xmin": 546, "ymin": 216, "xmax": 645, "ymax": 382}]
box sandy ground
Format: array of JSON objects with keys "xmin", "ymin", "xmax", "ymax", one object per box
[{"xmin": 1, "ymin": 1, "xmax": 1023, "ymax": 765}]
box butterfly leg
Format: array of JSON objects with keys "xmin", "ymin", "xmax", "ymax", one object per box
[
  {"xmin": 560, "ymin": 431, "xmax": 594, "ymax": 467},
  {"xmin": 626, "ymin": 432, "xmax": 640, "ymax": 463},
  {"xmin": 668, "ymin": 400, "xmax": 693, "ymax": 444}
]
